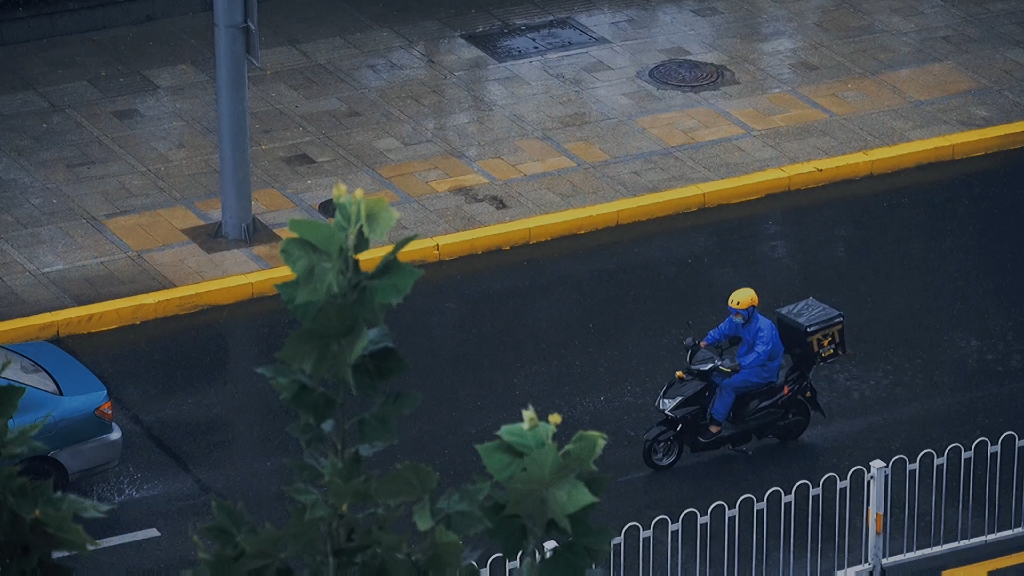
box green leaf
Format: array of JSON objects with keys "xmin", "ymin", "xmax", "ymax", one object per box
[
  {"xmin": 357, "ymin": 391, "xmax": 421, "ymax": 453},
  {"xmin": 495, "ymin": 422, "xmax": 553, "ymax": 454},
  {"xmin": 0, "ymin": 380, "xmax": 23, "ymax": 422},
  {"xmin": 375, "ymin": 462, "xmax": 438, "ymax": 505},
  {"xmin": 260, "ymin": 365, "xmax": 339, "ymax": 426},
  {"xmin": 475, "ymin": 440, "xmax": 523, "ymax": 483},
  {"xmin": 362, "ymin": 197, "xmax": 399, "ymax": 241},
  {"xmin": 547, "ymin": 477, "xmax": 599, "ymax": 531},
  {"xmin": 351, "ymin": 327, "xmax": 407, "ymax": 397},
  {"xmin": 434, "ymin": 481, "xmax": 491, "ymax": 537},
  {"xmin": 289, "ymin": 219, "xmax": 343, "ymax": 255},
  {"xmin": 483, "ymin": 501, "xmax": 529, "ymax": 557},
  {"xmin": 278, "ymin": 237, "xmax": 323, "ymax": 280},
  {"xmin": 412, "ymin": 497, "xmax": 434, "ymax": 531},
  {"xmin": 421, "ymin": 525, "xmax": 465, "ymax": 572},
  {"xmin": 566, "ymin": 506, "xmax": 612, "ymax": 562},
  {"xmin": 518, "ymin": 443, "xmax": 562, "ymax": 487},
  {"xmin": 365, "ymin": 258, "xmax": 424, "ymax": 307},
  {"xmin": 561, "ymin": 430, "xmax": 607, "ymax": 473},
  {"xmin": 284, "ymin": 483, "xmax": 331, "ymax": 521}
]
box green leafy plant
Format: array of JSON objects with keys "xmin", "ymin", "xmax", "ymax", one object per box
[
  {"xmin": 194, "ymin": 184, "xmax": 609, "ymax": 575},
  {"xmin": 0, "ymin": 361, "xmax": 111, "ymax": 574}
]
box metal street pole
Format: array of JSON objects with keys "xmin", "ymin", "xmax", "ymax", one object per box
[{"xmin": 212, "ymin": 0, "xmax": 253, "ymax": 241}]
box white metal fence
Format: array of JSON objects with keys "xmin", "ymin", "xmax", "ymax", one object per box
[{"xmin": 476, "ymin": 431, "xmax": 1024, "ymax": 576}]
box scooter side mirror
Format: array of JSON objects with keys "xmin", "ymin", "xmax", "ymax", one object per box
[{"xmin": 683, "ymin": 337, "xmax": 695, "ymax": 348}]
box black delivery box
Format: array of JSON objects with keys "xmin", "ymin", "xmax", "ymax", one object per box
[{"xmin": 774, "ymin": 297, "xmax": 846, "ymax": 366}]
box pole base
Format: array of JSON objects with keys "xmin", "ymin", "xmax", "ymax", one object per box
[
  {"xmin": 210, "ymin": 215, "xmax": 252, "ymax": 241},
  {"xmin": 182, "ymin": 217, "xmax": 279, "ymax": 255}
]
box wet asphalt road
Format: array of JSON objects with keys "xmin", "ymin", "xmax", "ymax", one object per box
[{"xmin": 58, "ymin": 148, "xmax": 1024, "ymax": 573}]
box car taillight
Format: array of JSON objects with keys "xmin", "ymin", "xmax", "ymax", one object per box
[{"xmin": 94, "ymin": 400, "xmax": 113, "ymax": 422}]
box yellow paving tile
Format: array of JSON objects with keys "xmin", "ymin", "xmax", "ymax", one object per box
[
  {"xmin": 428, "ymin": 155, "xmax": 476, "ymax": 177},
  {"xmin": 251, "ymin": 241, "xmax": 285, "ymax": 267},
  {"xmin": 516, "ymin": 156, "xmax": 577, "ymax": 176},
  {"xmin": 878, "ymin": 62, "xmax": 981, "ymax": 101},
  {"xmin": 158, "ymin": 206, "xmax": 204, "ymax": 229},
  {"xmin": 390, "ymin": 174, "xmax": 440, "ymax": 197},
  {"xmin": 253, "ymin": 188, "xmax": 296, "ymax": 211},
  {"xmin": 726, "ymin": 93, "xmax": 828, "ymax": 130},
  {"xmin": 688, "ymin": 107, "xmax": 735, "ymax": 127},
  {"xmin": 647, "ymin": 126, "xmax": 695, "ymax": 147},
  {"xmin": 565, "ymin": 141, "xmax": 611, "ymax": 163},
  {"xmin": 144, "ymin": 216, "xmax": 189, "ymax": 246},
  {"xmin": 195, "ymin": 198, "xmax": 221, "ymax": 212},
  {"xmin": 515, "ymin": 138, "xmax": 563, "ymax": 160},
  {"xmin": 800, "ymin": 77, "xmax": 906, "ymax": 115},
  {"xmin": 428, "ymin": 173, "xmax": 490, "ymax": 192},
  {"xmin": 637, "ymin": 107, "xmax": 744, "ymax": 147},
  {"xmin": 367, "ymin": 190, "xmax": 401, "ymax": 203},
  {"xmin": 378, "ymin": 160, "xmax": 436, "ymax": 178},
  {"xmin": 730, "ymin": 109, "xmax": 775, "ymax": 131},
  {"xmin": 104, "ymin": 220, "xmax": 160, "ymax": 251},
  {"xmin": 478, "ymin": 158, "xmax": 526, "ymax": 180}
]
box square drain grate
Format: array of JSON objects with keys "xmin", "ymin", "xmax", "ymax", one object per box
[{"xmin": 462, "ymin": 18, "xmax": 609, "ymax": 63}]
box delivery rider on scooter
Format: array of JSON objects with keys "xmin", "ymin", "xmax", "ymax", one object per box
[{"xmin": 698, "ymin": 288, "xmax": 784, "ymax": 442}]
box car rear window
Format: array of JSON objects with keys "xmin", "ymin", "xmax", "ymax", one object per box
[{"xmin": 0, "ymin": 347, "xmax": 60, "ymax": 395}]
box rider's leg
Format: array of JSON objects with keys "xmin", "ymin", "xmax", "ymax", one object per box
[{"xmin": 701, "ymin": 371, "xmax": 770, "ymax": 442}]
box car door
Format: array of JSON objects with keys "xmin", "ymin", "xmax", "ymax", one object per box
[{"xmin": 11, "ymin": 385, "xmax": 59, "ymax": 438}]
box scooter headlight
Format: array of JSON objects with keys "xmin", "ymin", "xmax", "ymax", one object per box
[{"xmin": 659, "ymin": 396, "xmax": 683, "ymax": 412}]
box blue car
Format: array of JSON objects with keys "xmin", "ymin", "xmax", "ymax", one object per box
[{"xmin": 2, "ymin": 341, "xmax": 123, "ymax": 490}]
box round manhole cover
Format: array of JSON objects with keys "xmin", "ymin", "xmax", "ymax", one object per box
[
  {"xmin": 317, "ymin": 198, "xmax": 335, "ymax": 218},
  {"xmin": 648, "ymin": 59, "xmax": 722, "ymax": 88}
]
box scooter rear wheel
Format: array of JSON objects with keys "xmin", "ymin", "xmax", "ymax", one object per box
[
  {"xmin": 643, "ymin": 438, "xmax": 683, "ymax": 470},
  {"xmin": 773, "ymin": 399, "xmax": 812, "ymax": 442}
]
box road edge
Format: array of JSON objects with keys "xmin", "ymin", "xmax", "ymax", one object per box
[{"xmin": 2, "ymin": 121, "xmax": 1022, "ymax": 344}]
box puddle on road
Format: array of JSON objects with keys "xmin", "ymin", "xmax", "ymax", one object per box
[{"xmin": 75, "ymin": 463, "xmax": 177, "ymax": 504}]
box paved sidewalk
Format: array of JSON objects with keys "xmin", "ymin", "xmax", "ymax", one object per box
[{"xmin": 1, "ymin": 0, "xmax": 1023, "ymax": 320}]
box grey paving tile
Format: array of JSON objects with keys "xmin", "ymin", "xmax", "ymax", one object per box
[
  {"xmin": 0, "ymin": 273, "xmax": 69, "ymax": 321},
  {"xmin": 918, "ymin": 91, "xmax": 1024, "ymax": 129},
  {"xmin": 1, "ymin": 0, "xmax": 1023, "ymax": 319},
  {"xmin": 4, "ymin": 220, "xmax": 121, "ymax": 271}
]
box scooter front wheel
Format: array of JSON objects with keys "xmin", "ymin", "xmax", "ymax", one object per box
[{"xmin": 643, "ymin": 437, "xmax": 683, "ymax": 470}]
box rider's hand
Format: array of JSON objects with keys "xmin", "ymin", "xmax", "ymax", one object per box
[{"xmin": 700, "ymin": 341, "xmax": 707, "ymax": 348}]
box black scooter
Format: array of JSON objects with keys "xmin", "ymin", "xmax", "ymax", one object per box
[{"xmin": 642, "ymin": 298, "xmax": 845, "ymax": 471}]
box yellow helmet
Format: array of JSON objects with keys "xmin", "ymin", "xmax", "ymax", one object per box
[{"xmin": 728, "ymin": 287, "xmax": 758, "ymax": 311}]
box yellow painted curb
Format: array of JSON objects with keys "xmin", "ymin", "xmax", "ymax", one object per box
[
  {"xmin": 786, "ymin": 152, "xmax": 873, "ymax": 190},
  {"xmin": 700, "ymin": 168, "xmax": 791, "ymax": 207},
  {"xmin": 0, "ymin": 313, "xmax": 60, "ymax": 344},
  {"xmin": 946, "ymin": 121, "xmax": 1024, "ymax": 159},
  {"xmin": 436, "ymin": 221, "xmax": 532, "ymax": 260},
  {"xmin": 2, "ymin": 121, "xmax": 1023, "ymax": 344},
  {"xmin": 247, "ymin": 268, "xmax": 296, "ymax": 298},
  {"xmin": 941, "ymin": 550, "xmax": 1024, "ymax": 575},
  {"xmin": 527, "ymin": 204, "xmax": 620, "ymax": 243},
  {"xmin": 615, "ymin": 186, "xmax": 704, "ymax": 224},
  {"xmin": 357, "ymin": 237, "xmax": 441, "ymax": 271},
  {"xmin": 866, "ymin": 137, "xmax": 954, "ymax": 175}
]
